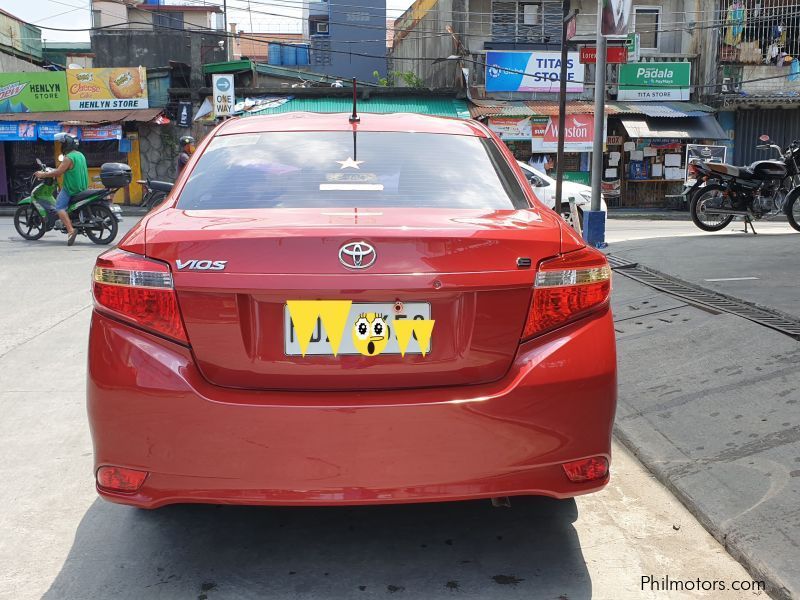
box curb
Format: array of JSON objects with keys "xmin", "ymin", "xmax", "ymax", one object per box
[{"xmin": 613, "ymin": 425, "xmax": 791, "ymax": 600}]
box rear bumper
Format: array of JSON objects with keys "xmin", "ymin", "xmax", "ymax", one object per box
[{"xmin": 87, "ymin": 309, "xmax": 617, "ymax": 508}]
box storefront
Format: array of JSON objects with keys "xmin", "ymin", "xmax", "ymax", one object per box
[
  {"xmin": 470, "ymin": 100, "xmax": 608, "ymax": 186},
  {"xmin": 0, "ymin": 69, "xmax": 161, "ymax": 206},
  {"xmin": 608, "ymin": 113, "xmax": 728, "ymax": 208}
]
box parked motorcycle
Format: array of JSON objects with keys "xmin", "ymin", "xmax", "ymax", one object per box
[
  {"xmin": 137, "ymin": 178, "xmax": 173, "ymax": 211},
  {"xmin": 13, "ymin": 159, "xmax": 126, "ymax": 244},
  {"xmin": 687, "ymin": 136, "xmax": 800, "ymax": 233}
]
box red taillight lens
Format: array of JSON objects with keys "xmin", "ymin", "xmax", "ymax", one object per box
[
  {"xmin": 522, "ymin": 247, "xmax": 611, "ymax": 339},
  {"xmin": 96, "ymin": 465, "xmax": 148, "ymax": 492},
  {"xmin": 93, "ymin": 249, "xmax": 188, "ymax": 344},
  {"xmin": 562, "ymin": 457, "xmax": 609, "ymax": 483}
]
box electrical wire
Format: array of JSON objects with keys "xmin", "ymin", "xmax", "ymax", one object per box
[{"xmin": 25, "ymin": 16, "xmax": 800, "ymax": 93}]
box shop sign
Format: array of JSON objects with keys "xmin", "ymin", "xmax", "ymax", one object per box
[
  {"xmin": 686, "ymin": 144, "xmax": 727, "ymax": 183},
  {"xmin": 601, "ymin": 179, "xmax": 621, "ymax": 198},
  {"xmin": 0, "ymin": 121, "xmax": 36, "ymax": 141},
  {"xmin": 488, "ymin": 117, "xmax": 532, "ymax": 141},
  {"xmin": 625, "ymin": 33, "xmax": 640, "ymax": 63},
  {"xmin": 564, "ymin": 171, "xmax": 591, "ymax": 185},
  {"xmin": 213, "ymin": 74, "xmax": 235, "ymax": 117},
  {"xmin": 485, "ymin": 51, "xmax": 584, "ymax": 93},
  {"xmin": 607, "ymin": 135, "xmax": 624, "ymax": 145},
  {"xmin": 82, "ymin": 124, "xmax": 123, "ymax": 141},
  {"xmin": 67, "ymin": 67, "xmax": 149, "ymax": 110},
  {"xmin": 532, "ymin": 114, "xmax": 606, "ymax": 152},
  {"xmin": 0, "ymin": 72, "xmax": 69, "ymax": 113},
  {"xmin": 177, "ymin": 101, "xmax": 193, "ymax": 127},
  {"xmin": 579, "ymin": 46, "xmax": 628, "ymax": 64},
  {"xmin": 601, "ymin": 0, "xmax": 633, "ymax": 36},
  {"xmin": 618, "ymin": 62, "xmax": 691, "ymax": 101}
]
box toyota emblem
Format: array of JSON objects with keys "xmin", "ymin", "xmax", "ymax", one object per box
[{"xmin": 339, "ymin": 241, "xmax": 376, "ymax": 270}]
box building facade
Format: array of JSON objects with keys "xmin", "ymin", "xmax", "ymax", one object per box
[
  {"xmin": 391, "ymin": 0, "xmax": 727, "ymax": 208},
  {"xmin": 302, "ymin": 0, "xmax": 388, "ymax": 81}
]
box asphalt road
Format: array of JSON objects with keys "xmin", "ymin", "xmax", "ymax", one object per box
[
  {"xmin": 0, "ymin": 217, "xmax": 766, "ymax": 600},
  {"xmin": 606, "ymin": 219, "xmax": 800, "ymax": 599},
  {"xmin": 606, "ymin": 219, "xmax": 799, "ymax": 319}
]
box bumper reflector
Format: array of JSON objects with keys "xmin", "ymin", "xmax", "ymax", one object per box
[
  {"xmin": 96, "ymin": 466, "xmax": 148, "ymax": 492},
  {"xmin": 562, "ymin": 457, "xmax": 609, "ymax": 483}
]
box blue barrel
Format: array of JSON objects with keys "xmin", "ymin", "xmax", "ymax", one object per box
[
  {"xmin": 296, "ymin": 44, "xmax": 310, "ymax": 66},
  {"xmin": 268, "ymin": 43, "xmax": 282, "ymax": 65},
  {"xmin": 281, "ymin": 44, "xmax": 297, "ymax": 66}
]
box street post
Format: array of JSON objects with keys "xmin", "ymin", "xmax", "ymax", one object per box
[
  {"xmin": 555, "ymin": 9, "xmax": 578, "ymax": 219},
  {"xmin": 586, "ymin": 0, "xmax": 608, "ymax": 247}
]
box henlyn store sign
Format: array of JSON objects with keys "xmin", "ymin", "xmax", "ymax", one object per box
[{"xmin": 617, "ymin": 62, "xmax": 691, "ymax": 101}]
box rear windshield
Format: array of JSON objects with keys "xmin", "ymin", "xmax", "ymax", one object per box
[{"xmin": 176, "ymin": 131, "xmax": 529, "ymax": 210}]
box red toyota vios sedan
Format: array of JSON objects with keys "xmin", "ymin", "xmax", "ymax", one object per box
[{"xmin": 87, "ymin": 112, "xmax": 616, "ymax": 509}]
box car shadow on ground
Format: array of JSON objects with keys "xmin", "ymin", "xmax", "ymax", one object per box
[{"xmin": 43, "ymin": 496, "xmax": 592, "ymax": 599}]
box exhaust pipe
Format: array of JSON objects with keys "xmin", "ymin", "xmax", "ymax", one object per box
[
  {"xmin": 491, "ymin": 497, "xmax": 511, "ymax": 508},
  {"xmin": 704, "ymin": 209, "xmax": 752, "ymax": 217}
]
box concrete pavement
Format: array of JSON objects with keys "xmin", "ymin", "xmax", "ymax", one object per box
[{"xmin": 0, "ymin": 216, "xmax": 766, "ymax": 599}]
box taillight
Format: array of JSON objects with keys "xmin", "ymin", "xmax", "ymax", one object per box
[
  {"xmin": 96, "ymin": 466, "xmax": 148, "ymax": 492},
  {"xmin": 522, "ymin": 247, "xmax": 611, "ymax": 339},
  {"xmin": 93, "ymin": 248, "xmax": 188, "ymax": 344},
  {"xmin": 562, "ymin": 457, "xmax": 609, "ymax": 483}
]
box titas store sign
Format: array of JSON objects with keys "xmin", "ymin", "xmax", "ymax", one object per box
[
  {"xmin": 485, "ymin": 51, "xmax": 584, "ymax": 93},
  {"xmin": 0, "ymin": 72, "xmax": 69, "ymax": 113},
  {"xmin": 213, "ymin": 74, "xmax": 235, "ymax": 117},
  {"xmin": 67, "ymin": 67, "xmax": 149, "ymax": 110},
  {"xmin": 618, "ymin": 62, "xmax": 691, "ymax": 101}
]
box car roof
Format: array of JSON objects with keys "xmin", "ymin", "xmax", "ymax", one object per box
[{"xmin": 217, "ymin": 112, "xmax": 490, "ymax": 137}]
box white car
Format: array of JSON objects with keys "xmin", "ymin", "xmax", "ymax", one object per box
[{"xmin": 518, "ymin": 161, "xmax": 607, "ymax": 227}]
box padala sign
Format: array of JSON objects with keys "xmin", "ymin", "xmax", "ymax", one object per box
[
  {"xmin": 618, "ymin": 62, "xmax": 691, "ymax": 101},
  {"xmin": 0, "ymin": 72, "xmax": 69, "ymax": 113}
]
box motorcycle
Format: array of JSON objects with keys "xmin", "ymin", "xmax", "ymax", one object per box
[
  {"xmin": 13, "ymin": 159, "xmax": 126, "ymax": 245},
  {"xmin": 687, "ymin": 135, "xmax": 800, "ymax": 233},
  {"xmin": 137, "ymin": 178, "xmax": 174, "ymax": 211}
]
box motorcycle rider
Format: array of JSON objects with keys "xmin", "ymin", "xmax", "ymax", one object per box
[
  {"xmin": 34, "ymin": 132, "xmax": 87, "ymax": 246},
  {"xmin": 176, "ymin": 135, "xmax": 195, "ymax": 176}
]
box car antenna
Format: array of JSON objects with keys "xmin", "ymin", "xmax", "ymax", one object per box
[{"xmin": 349, "ymin": 77, "xmax": 360, "ymax": 124}]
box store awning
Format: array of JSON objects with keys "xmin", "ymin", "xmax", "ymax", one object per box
[
  {"xmin": 469, "ymin": 100, "xmax": 615, "ymax": 118},
  {"xmin": 609, "ymin": 102, "xmax": 716, "ymax": 118},
  {"xmin": 244, "ymin": 96, "xmax": 471, "ymax": 119},
  {"xmin": 620, "ymin": 116, "xmax": 728, "ymax": 140},
  {"xmin": 0, "ymin": 108, "xmax": 163, "ymax": 125}
]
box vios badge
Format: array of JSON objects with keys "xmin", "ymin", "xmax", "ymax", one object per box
[
  {"xmin": 339, "ymin": 241, "xmax": 376, "ymax": 270},
  {"xmin": 176, "ymin": 259, "xmax": 227, "ymax": 271}
]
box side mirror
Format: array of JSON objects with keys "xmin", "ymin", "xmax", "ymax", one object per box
[
  {"xmin": 533, "ymin": 176, "xmax": 551, "ymax": 188},
  {"xmin": 36, "ymin": 158, "xmax": 45, "ymax": 168},
  {"xmin": 759, "ymin": 134, "xmax": 770, "ymax": 142}
]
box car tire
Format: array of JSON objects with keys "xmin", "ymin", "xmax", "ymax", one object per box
[{"xmin": 560, "ymin": 207, "xmax": 583, "ymax": 230}]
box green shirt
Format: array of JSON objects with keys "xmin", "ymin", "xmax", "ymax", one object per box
[{"xmin": 62, "ymin": 150, "xmax": 88, "ymax": 196}]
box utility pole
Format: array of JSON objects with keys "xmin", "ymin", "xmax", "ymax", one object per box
[
  {"xmin": 586, "ymin": 0, "xmax": 607, "ymax": 247},
  {"xmin": 555, "ymin": 8, "xmax": 577, "ymax": 218},
  {"xmin": 223, "ymin": 0, "xmax": 230, "ymax": 61}
]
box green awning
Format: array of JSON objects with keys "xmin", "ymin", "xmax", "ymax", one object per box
[{"xmin": 245, "ymin": 96, "xmax": 472, "ymax": 120}]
